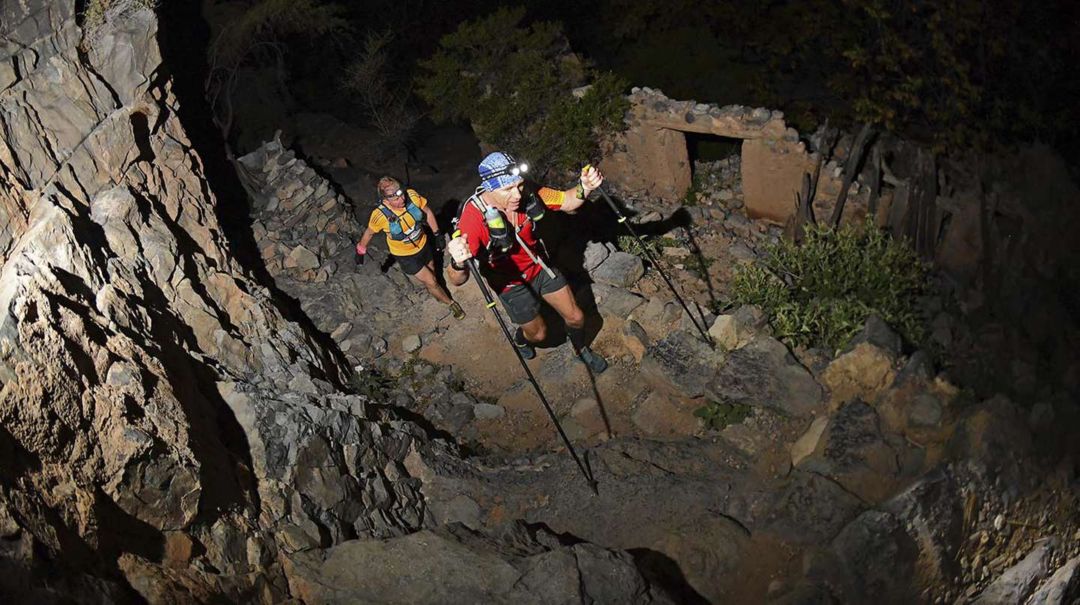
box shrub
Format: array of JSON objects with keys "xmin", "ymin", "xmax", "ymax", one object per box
[
  {"xmin": 80, "ymin": 0, "xmax": 158, "ymax": 49},
  {"xmin": 732, "ymin": 224, "xmax": 928, "ymax": 352},
  {"xmin": 341, "ymin": 30, "xmax": 422, "ymax": 153},
  {"xmin": 348, "ymin": 365, "xmax": 397, "ymax": 400},
  {"xmin": 203, "ymin": 0, "xmax": 348, "ymax": 142},
  {"xmin": 415, "ymin": 6, "xmax": 629, "ymax": 172},
  {"xmin": 694, "ymin": 400, "xmax": 751, "ymax": 431},
  {"xmin": 616, "ymin": 234, "xmax": 679, "ymax": 261}
]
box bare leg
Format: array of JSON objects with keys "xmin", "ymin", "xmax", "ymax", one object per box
[
  {"xmin": 541, "ymin": 284, "xmax": 585, "ymax": 330},
  {"xmin": 517, "ymin": 314, "xmax": 548, "ymax": 344},
  {"xmin": 411, "ymin": 262, "xmax": 453, "ymax": 305},
  {"xmin": 542, "ymin": 284, "xmax": 606, "ymax": 373}
]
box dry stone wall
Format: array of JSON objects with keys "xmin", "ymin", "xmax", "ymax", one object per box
[
  {"xmin": 600, "ymin": 87, "xmax": 805, "ymax": 220},
  {"xmin": 600, "ymin": 87, "xmax": 871, "ymax": 224}
]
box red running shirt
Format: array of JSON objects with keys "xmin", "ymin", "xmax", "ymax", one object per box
[{"xmin": 457, "ymin": 186, "xmax": 565, "ymax": 293}]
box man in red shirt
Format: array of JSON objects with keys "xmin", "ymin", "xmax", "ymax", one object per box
[{"xmin": 446, "ymin": 151, "xmax": 607, "ymax": 373}]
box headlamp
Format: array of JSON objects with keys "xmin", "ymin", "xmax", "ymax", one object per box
[{"xmin": 485, "ymin": 153, "xmax": 529, "ymax": 180}]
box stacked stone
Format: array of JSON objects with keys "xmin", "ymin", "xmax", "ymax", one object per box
[
  {"xmin": 692, "ymin": 156, "xmax": 744, "ymax": 210},
  {"xmin": 239, "ymin": 139, "xmax": 362, "ymax": 283},
  {"xmin": 627, "ymin": 86, "xmax": 796, "ymax": 142}
]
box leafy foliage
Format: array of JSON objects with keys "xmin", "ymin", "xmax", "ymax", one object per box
[
  {"xmin": 204, "ymin": 0, "xmax": 349, "ymax": 141},
  {"xmin": 694, "ymin": 400, "xmax": 751, "ymax": 431},
  {"xmin": 207, "ymin": 0, "xmax": 348, "ymax": 67},
  {"xmin": 616, "ymin": 234, "xmax": 679, "ymax": 261},
  {"xmin": 558, "ymin": 0, "xmax": 1079, "ymax": 154},
  {"xmin": 415, "ymin": 6, "xmax": 629, "ymax": 171},
  {"xmin": 832, "ymin": 1, "xmax": 986, "ymax": 150},
  {"xmin": 341, "ymin": 30, "xmax": 422, "ymax": 152},
  {"xmin": 732, "ymin": 224, "xmax": 928, "ymax": 352}
]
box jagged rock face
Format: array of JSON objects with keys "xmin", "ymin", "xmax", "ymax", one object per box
[
  {"xmin": 0, "ymin": 5, "xmax": 678, "ymax": 603},
  {"xmin": 0, "ymin": 2, "xmax": 434, "ymax": 599}
]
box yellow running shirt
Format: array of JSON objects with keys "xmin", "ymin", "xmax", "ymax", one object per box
[{"xmin": 367, "ymin": 189, "xmax": 428, "ymax": 257}]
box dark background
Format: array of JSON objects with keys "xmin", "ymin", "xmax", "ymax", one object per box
[{"xmin": 273, "ymin": 0, "xmax": 1080, "ymax": 165}]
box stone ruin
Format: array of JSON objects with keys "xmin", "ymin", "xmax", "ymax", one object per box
[{"xmin": 600, "ymin": 87, "xmax": 827, "ymax": 222}]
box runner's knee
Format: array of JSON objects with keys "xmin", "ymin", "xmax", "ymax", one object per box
[
  {"xmin": 523, "ymin": 320, "xmax": 546, "ymax": 342},
  {"xmin": 414, "ymin": 269, "xmax": 435, "ymax": 285},
  {"xmin": 564, "ymin": 305, "xmax": 585, "ymax": 330}
]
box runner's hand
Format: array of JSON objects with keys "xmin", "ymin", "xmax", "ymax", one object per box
[
  {"xmin": 355, "ymin": 243, "xmax": 366, "ymax": 265},
  {"xmin": 580, "ymin": 165, "xmax": 604, "ymax": 197},
  {"xmin": 447, "ymin": 234, "xmax": 472, "ymax": 265}
]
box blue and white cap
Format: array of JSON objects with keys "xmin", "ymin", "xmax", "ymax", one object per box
[{"xmin": 478, "ymin": 151, "xmax": 528, "ymax": 192}]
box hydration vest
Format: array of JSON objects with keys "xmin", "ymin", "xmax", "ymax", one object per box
[
  {"xmin": 378, "ymin": 193, "xmax": 425, "ymax": 244},
  {"xmin": 455, "ymin": 188, "xmax": 555, "ymax": 279}
]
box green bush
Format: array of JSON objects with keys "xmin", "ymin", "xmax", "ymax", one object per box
[
  {"xmin": 348, "ymin": 365, "xmax": 397, "ymax": 400},
  {"xmin": 694, "ymin": 400, "xmax": 751, "ymax": 431},
  {"xmin": 616, "ymin": 234, "xmax": 680, "ymax": 261},
  {"xmin": 415, "ymin": 6, "xmax": 629, "ymax": 172},
  {"xmin": 732, "ymin": 224, "xmax": 928, "ymax": 352}
]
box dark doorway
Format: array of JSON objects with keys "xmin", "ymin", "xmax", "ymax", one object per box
[{"xmin": 686, "ymin": 132, "xmax": 741, "ymax": 167}]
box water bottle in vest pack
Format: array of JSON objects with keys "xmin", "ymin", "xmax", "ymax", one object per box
[{"xmin": 484, "ymin": 205, "xmax": 512, "ymax": 253}]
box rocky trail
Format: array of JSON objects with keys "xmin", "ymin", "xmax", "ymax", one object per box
[
  {"xmin": 1, "ymin": 3, "xmax": 1078, "ymax": 603},
  {"xmin": 235, "ymin": 113, "xmax": 1080, "ymax": 603}
]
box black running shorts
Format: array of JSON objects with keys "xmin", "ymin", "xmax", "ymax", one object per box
[
  {"xmin": 497, "ymin": 267, "xmax": 568, "ymax": 324},
  {"xmin": 394, "ymin": 240, "xmax": 434, "ymax": 276}
]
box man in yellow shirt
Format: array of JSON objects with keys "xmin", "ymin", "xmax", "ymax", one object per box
[{"xmin": 356, "ymin": 176, "xmax": 465, "ymax": 319}]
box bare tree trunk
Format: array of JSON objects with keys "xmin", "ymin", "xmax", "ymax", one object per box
[
  {"xmin": 829, "ymin": 122, "xmax": 875, "ymax": 228},
  {"xmin": 787, "ymin": 174, "xmax": 812, "ymax": 243},
  {"xmin": 867, "ymin": 145, "xmax": 882, "ymax": 224},
  {"xmin": 904, "ymin": 149, "xmax": 938, "ymax": 260},
  {"xmin": 787, "ymin": 125, "xmax": 833, "ymax": 243}
]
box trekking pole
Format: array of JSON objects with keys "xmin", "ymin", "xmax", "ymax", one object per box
[
  {"xmin": 455, "ymin": 236, "xmax": 598, "ymax": 494},
  {"xmin": 588, "ymin": 172, "xmax": 715, "ymax": 348}
]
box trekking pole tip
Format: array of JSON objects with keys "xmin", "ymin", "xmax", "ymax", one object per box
[{"xmin": 588, "ymin": 479, "xmax": 599, "ymax": 496}]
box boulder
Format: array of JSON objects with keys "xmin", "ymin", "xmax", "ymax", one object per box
[
  {"xmin": 708, "ymin": 305, "xmax": 767, "ymax": 351},
  {"xmin": 948, "ymin": 395, "xmax": 1034, "ymax": 471},
  {"xmin": 569, "ymin": 398, "xmax": 609, "ymax": 439},
  {"xmin": 591, "ymin": 251, "xmax": 645, "ymax": 287},
  {"xmin": 822, "ymin": 510, "xmax": 919, "ymax": 601},
  {"xmin": 473, "ymin": 403, "xmax": 505, "ymax": 420},
  {"xmin": 849, "ymin": 315, "xmax": 902, "ymax": 357},
  {"xmin": 798, "ymin": 401, "xmax": 900, "ymax": 502},
  {"xmin": 822, "ymin": 342, "xmax": 898, "ymax": 406},
  {"xmin": 283, "ymin": 522, "xmax": 672, "ymax": 605},
  {"xmin": 402, "ymin": 334, "xmax": 422, "ymax": 354},
  {"xmin": 583, "ymin": 241, "xmax": 615, "ymax": 271},
  {"xmin": 822, "ymin": 316, "xmax": 905, "ymax": 406},
  {"xmin": 790, "ymin": 416, "xmax": 829, "ymax": 467},
  {"xmin": 641, "ymin": 330, "xmax": 725, "ymax": 398},
  {"xmin": 974, "ymin": 538, "xmax": 1055, "ymax": 604},
  {"xmin": 631, "ymin": 392, "xmax": 701, "ymax": 436},
  {"xmin": 760, "ymin": 471, "xmax": 865, "ymax": 546},
  {"xmin": 286, "ymin": 245, "xmax": 320, "ymax": 271},
  {"xmin": 708, "ymin": 336, "xmax": 822, "ymax": 417},
  {"xmin": 593, "ymin": 283, "xmax": 646, "ymax": 316},
  {"xmin": 1027, "ymin": 555, "xmax": 1080, "ymax": 605}
]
